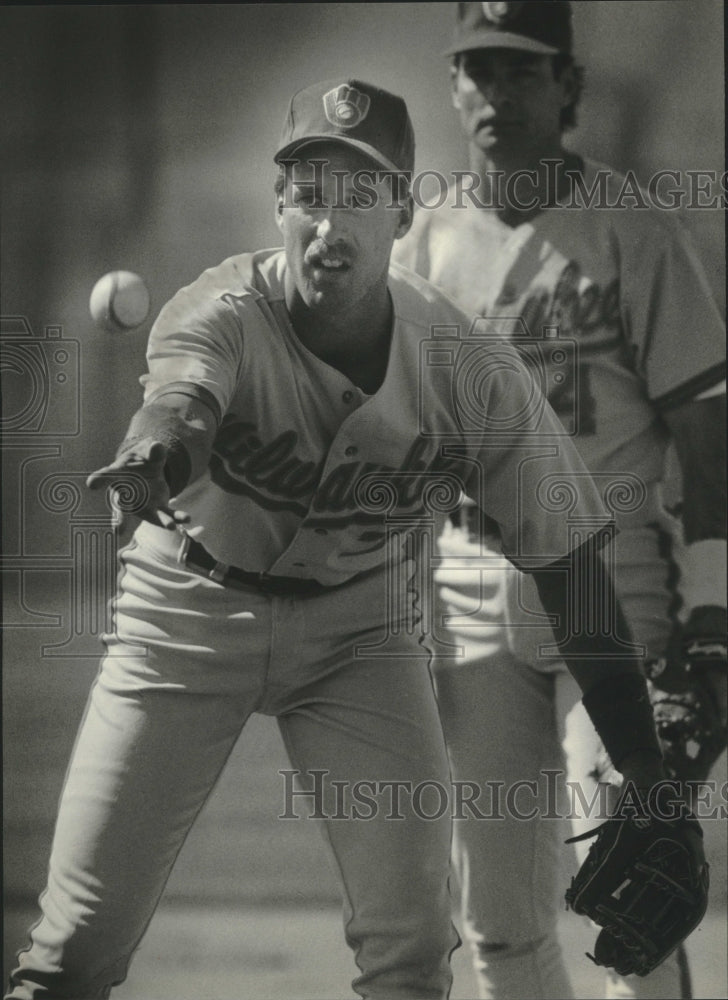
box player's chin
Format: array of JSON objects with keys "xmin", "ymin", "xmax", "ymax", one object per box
[{"xmin": 302, "ymin": 272, "xmax": 352, "ymax": 306}]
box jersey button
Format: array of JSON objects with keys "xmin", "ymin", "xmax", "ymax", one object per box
[
  {"xmin": 345, "ymin": 445, "xmax": 358, "ymax": 457},
  {"xmin": 342, "ymin": 390, "xmax": 354, "ymax": 403}
]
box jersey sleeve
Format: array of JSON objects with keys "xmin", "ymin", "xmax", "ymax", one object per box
[
  {"xmin": 140, "ymin": 283, "xmax": 245, "ymax": 426},
  {"xmin": 620, "ymin": 213, "xmax": 725, "ymax": 411},
  {"xmin": 464, "ymin": 351, "xmax": 614, "ymax": 571}
]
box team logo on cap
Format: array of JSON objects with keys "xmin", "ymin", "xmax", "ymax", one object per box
[
  {"xmin": 481, "ymin": 2, "xmax": 524, "ymax": 24},
  {"xmin": 323, "ymin": 85, "xmax": 370, "ymax": 129}
]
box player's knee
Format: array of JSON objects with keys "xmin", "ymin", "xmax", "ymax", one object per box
[{"xmin": 474, "ymin": 932, "xmax": 553, "ymax": 962}]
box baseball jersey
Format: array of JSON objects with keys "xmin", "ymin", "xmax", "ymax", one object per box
[
  {"xmin": 393, "ymin": 157, "xmax": 726, "ymax": 492},
  {"xmin": 140, "ymin": 249, "xmax": 611, "ymax": 585}
]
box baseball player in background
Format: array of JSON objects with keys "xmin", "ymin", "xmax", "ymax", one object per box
[
  {"xmin": 394, "ymin": 3, "xmax": 726, "ymax": 999},
  {"xmin": 6, "ymin": 76, "xmax": 690, "ymax": 1000}
]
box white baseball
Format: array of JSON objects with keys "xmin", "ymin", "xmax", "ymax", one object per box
[{"xmin": 89, "ymin": 271, "xmax": 151, "ymax": 332}]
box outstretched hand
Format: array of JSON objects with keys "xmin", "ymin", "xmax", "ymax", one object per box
[{"xmin": 86, "ymin": 439, "xmax": 190, "ymax": 529}]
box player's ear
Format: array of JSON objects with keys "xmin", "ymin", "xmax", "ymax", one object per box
[
  {"xmin": 557, "ymin": 60, "xmax": 579, "ymax": 111},
  {"xmin": 394, "ymin": 191, "xmax": 414, "ymax": 240},
  {"xmin": 450, "ymin": 59, "xmax": 462, "ymax": 111},
  {"xmin": 274, "ymin": 169, "xmax": 287, "ymax": 230}
]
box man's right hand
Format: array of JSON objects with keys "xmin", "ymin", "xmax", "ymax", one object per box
[{"xmin": 86, "ymin": 438, "xmax": 190, "ymax": 530}]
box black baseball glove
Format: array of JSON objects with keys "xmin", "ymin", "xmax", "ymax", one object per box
[
  {"xmin": 646, "ymin": 605, "xmax": 727, "ymax": 782},
  {"xmin": 565, "ymin": 789, "xmax": 709, "ymax": 978}
]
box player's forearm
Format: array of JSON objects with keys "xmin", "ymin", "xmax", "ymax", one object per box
[
  {"xmin": 531, "ymin": 541, "xmax": 663, "ymax": 772},
  {"xmin": 664, "ymin": 395, "xmax": 726, "ymax": 623},
  {"xmin": 664, "ymin": 394, "xmax": 726, "ymax": 543},
  {"xmin": 120, "ymin": 396, "xmax": 216, "ymax": 496},
  {"xmin": 530, "ymin": 542, "xmax": 643, "ymax": 693}
]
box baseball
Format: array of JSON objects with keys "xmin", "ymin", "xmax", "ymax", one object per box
[{"xmin": 89, "ymin": 271, "xmax": 151, "ymax": 332}]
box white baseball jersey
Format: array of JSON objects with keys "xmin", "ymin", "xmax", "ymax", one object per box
[
  {"xmin": 393, "ymin": 157, "xmax": 726, "ymax": 495},
  {"xmin": 141, "ymin": 248, "xmax": 610, "ymax": 585}
]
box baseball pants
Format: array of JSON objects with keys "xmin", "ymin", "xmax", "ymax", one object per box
[
  {"xmin": 6, "ymin": 523, "xmax": 459, "ymax": 1000},
  {"xmin": 431, "ymin": 506, "xmax": 689, "ymax": 1000}
]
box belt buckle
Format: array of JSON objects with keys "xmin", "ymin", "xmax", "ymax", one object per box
[
  {"xmin": 209, "ymin": 560, "xmax": 230, "ymax": 584},
  {"xmin": 178, "ymin": 531, "xmax": 192, "ymax": 565}
]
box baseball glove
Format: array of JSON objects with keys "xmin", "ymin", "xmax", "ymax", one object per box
[
  {"xmin": 646, "ymin": 606, "xmax": 728, "ymax": 782},
  {"xmin": 565, "ymin": 794, "xmax": 709, "ymax": 977}
]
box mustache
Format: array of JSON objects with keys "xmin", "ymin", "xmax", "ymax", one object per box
[{"xmin": 304, "ymin": 241, "xmax": 353, "ymax": 265}]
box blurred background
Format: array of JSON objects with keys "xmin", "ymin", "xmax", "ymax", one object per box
[{"xmin": 2, "ymin": 3, "xmax": 726, "ymax": 998}]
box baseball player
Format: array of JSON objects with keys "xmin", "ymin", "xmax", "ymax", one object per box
[
  {"xmin": 7, "ymin": 77, "xmax": 679, "ymax": 1000},
  {"xmin": 393, "ymin": 4, "xmax": 726, "ymax": 999}
]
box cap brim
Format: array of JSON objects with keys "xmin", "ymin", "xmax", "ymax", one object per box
[
  {"xmin": 443, "ymin": 31, "xmax": 561, "ymax": 57},
  {"xmin": 274, "ymin": 136, "xmax": 408, "ymax": 175}
]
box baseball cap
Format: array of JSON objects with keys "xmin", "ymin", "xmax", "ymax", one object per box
[
  {"xmin": 274, "ymin": 79, "xmax": 415, "ymax": 175},
  {"xmin": 445, "ymin": 1, "xmax": 573, "ymax": 57}
]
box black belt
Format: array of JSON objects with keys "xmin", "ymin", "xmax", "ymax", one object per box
[{"xmin": 184, "ymin": 538, "xmax": 329, "ymax": 598}]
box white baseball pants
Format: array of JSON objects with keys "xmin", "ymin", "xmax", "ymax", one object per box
[
  {"xmin": 432, "ymin": 514, "xmax": 689, "ymax": 1000},
  {"xmin": 6, "ymin": 523, "xmax": 459, "ymax": 1000}
]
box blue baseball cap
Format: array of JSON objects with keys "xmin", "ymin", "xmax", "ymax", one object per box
[{"xmin": 274, "ymin": 79, "xmax": 415, "ymax": 175}]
